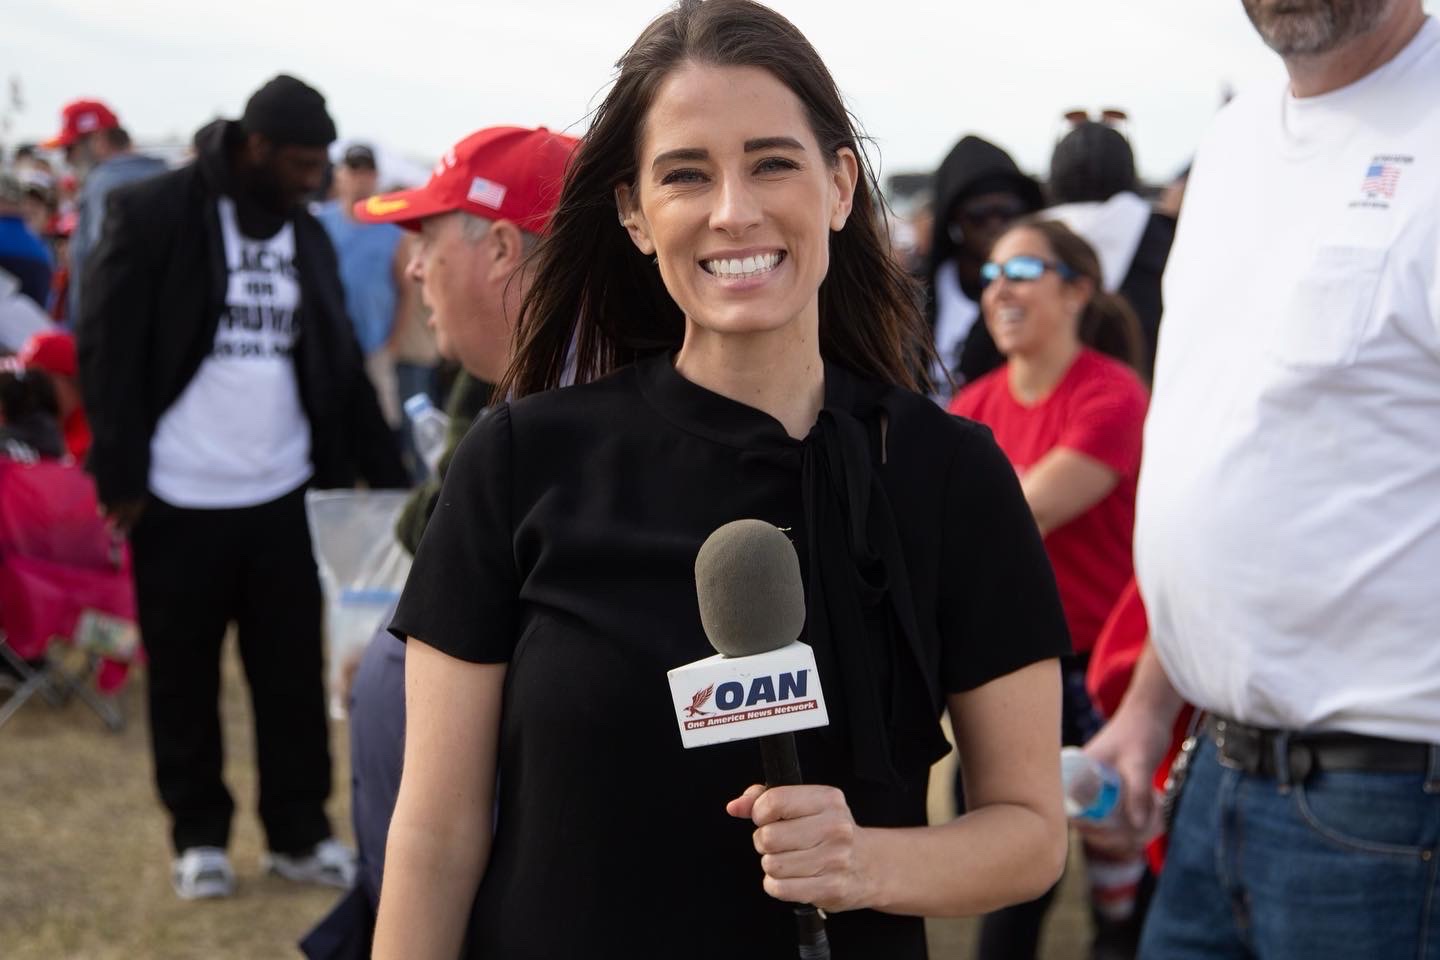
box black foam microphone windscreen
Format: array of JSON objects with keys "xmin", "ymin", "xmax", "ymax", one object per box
[{"xmin": 694, "ymin": 519, "xmax": 805, "ymax": 657}]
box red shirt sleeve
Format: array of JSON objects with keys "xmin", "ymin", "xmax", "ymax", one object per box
[{"xmin": 1055, "ymin": 356, "xmax": 1148, "ymax": 477}]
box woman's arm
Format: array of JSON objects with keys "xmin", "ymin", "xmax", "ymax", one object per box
[
  {"xmin": 372, "ymin": 638, "xmax": 507, "ymax": 959},
  {"xmin": 1019, "ymin": 447, "xmax": 1119, "ymax": 536},
  {"xmin": 727, "ymin": 657, "xmax": 1067, "ymax": 917}
]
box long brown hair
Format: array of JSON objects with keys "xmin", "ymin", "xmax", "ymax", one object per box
[
  {"xmin": 1011, "ymin": 218, "xmax": 1145, "ymax": 372},
  {"xmin": 498, "ymin": 0, "xmax": 933, "ymax": 399}
]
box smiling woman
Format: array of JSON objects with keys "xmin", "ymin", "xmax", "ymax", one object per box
[{"xmin": 374, "ymin": 3, "xmax": 1072, "ymax": 959}]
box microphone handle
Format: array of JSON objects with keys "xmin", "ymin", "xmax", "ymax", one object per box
[{"xmin": 759, "ymin": 734, "xmax": 832, "ymax": 960}]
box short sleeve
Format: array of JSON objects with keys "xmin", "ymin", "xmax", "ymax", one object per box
[
  {"xmin": 1055, "ymin": 367, "xmax": 1147, "ymax": 477},
  {"xmin": 938, "ymin": 420, "xmax": 1071, "ymax": 692},
  {"xmin": 388, "ymin": 403, "xmax": 520, "ymax": 662}
]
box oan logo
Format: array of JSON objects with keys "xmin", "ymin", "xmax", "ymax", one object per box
[{"xmin": 681, "ymin": 670, "xmax": 818, "ymax": 731}]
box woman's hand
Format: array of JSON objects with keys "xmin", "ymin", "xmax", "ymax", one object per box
[{"xmin": 726, "ymin": 784, "xmax": 877, "ymax": 913}]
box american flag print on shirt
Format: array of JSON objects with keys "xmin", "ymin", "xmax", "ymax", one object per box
[{"xmin": 1361, "ymin": 161, "xmax": 1401, "ymax": 199}]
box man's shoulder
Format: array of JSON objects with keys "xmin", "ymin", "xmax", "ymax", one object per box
[{"xmin": 105, "ymin": 162, "xmax": 199, "ymax": 213}]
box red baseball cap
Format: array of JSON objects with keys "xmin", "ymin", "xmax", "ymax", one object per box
[
  {"xmin": 18, "ymin": 331, "xmax": 78, "ymax": 379},
  {"xmin": 354, "ymin": 126, "xmax": 578, "ymax": 234},
  {"xmin": 42, "ymin": 99, "xmax": 121, "ymax": 149}
]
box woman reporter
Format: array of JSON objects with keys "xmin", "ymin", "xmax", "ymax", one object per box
[{"xmin": 375, "ymin": 2, "xmax": 1070, "ymax": 957}]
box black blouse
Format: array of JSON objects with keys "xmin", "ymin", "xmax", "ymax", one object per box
[{"xmin": 391, "ymin": 352, "xmax": 1068, "ymax": 960}]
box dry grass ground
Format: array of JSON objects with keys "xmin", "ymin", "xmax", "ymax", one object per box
[{"xmin": 0, "ymin": 641, "xmax": 1091, "ymax": 959}]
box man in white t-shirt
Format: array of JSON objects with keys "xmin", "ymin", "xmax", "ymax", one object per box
[
  {"xmin": 1086, "ymin": 2, "xmax": 1440, "ymax": 957},
  {"xmin": 78, "ymin": 75, "xmax": 408, "ymax": 903}
]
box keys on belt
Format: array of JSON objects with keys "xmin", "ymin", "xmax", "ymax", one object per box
[{"xmin": 1205, "ymin": 714, "xmax": 1432, "ymax": 782}]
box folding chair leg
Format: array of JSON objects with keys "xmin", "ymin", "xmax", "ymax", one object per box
[
  {"xmin": 0, "ymin": 645, "xmax": 48, "ymax": 730},
  {"xmin": 0, "ymin": 674, "xmax": 46, "ymax": 728},
  {"xmin": 73, "ymin": 681, "xmax": 124, "ymax": 732}
]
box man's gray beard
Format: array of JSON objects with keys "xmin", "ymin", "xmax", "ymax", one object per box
[{"xmin": 1241, "ymin": 0, "xmax": 1393, "ymax": 56}]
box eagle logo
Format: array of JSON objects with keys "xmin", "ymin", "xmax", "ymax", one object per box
[{"xmin": 684, "ymin": 683, "xmax": 715, "ymax": 717}]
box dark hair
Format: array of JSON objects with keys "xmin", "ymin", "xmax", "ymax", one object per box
[
  {"xmin": 1009, "ymin": 218, "xmax": 1144, "ymax": 371},
  {"xmin": 1049, "ymin": 121, "xmax": 1136, "ymax": 205},
  {"xmin": 0, "ymin": 369, "xmax": 60, "ymax": 422},
  {"xmin": 103, "ymin": 127, "xmax": 133, "ymax": 150},
  {"xmin": 500, "ymin": 0, "xmax": 932, "ymax": 399}
]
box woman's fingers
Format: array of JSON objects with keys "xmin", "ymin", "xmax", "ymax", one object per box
[
  {"xmin": 724, "ymin": 783, "xmax": 767, "ymax": 819},
  {"xmin": 726, "ymin": 784, "xmax": 872, "ymax": 912}
]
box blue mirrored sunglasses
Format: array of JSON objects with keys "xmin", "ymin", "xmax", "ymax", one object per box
[{"xmin": 979, "ymin": 254, "xmax": 1075, "ymax": 288}]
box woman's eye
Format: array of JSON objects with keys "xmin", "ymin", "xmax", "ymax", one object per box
[
  {"xmin": 756, "ymin": 157, "xmax": 799, "ymax": 174},
  {"xmin": 660, "ymin": 168, "xmax": 707, "ymax": 186}
]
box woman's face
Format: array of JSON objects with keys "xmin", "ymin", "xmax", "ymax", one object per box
[
  {"xmin": 617, "ymin": 62, "xmax": 857, "ymax": 343},
  {"xmin": 981, "ymin": 227, "xmax": 1087, "ymax": 359}
]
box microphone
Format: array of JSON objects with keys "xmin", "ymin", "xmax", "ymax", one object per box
[{"xmin": 668, "ymin": 519, "xmax": 832, "ymax": 960}]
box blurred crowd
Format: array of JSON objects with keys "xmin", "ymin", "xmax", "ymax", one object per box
[{"xmin": 2, "ymin": 1, "xmax": 1436, "ymax": 957}]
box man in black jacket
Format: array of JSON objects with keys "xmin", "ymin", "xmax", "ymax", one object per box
[
  {"xmin": 77, "ymin": 74, "xmax": 408, "ymax": 901},
  {"xmin": 923, "ymin": 135, "xmax": 1045, "ymax": 403}
]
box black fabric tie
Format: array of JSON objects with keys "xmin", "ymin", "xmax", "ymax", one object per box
[{"xmin": 800, "ymin": 408, "xmax": 952, "ymax": 786}]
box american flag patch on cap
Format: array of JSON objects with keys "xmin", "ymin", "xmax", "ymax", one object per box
[{"xmin": 467, "ymin": 176, "xmax": 508, "ymax": 210}]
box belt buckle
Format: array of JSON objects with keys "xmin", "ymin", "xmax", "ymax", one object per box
[{"xmin": 1211, "ymin": 718, "xmax": 1252, "ymax": 771}]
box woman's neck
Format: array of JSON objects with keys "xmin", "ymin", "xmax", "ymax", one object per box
[
  {"xmin": 674, "ymin": 320, "xmax": 824, "ymax": 440},
  {"xmin": 1007, "ymin": 338, "xmax": 1082, "ymax": 406}
]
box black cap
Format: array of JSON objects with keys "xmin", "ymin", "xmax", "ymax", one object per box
[
  {"xmin": 342, "ymin": 143, "xmax": 377, "ymax": 170},
  {"xmin": 1050, "ymin": 121, "xmax": 1136, "ymax": 205},
  {"xmin": 241, "ymin": 74, "xmax": 337, "ymax": 148}
]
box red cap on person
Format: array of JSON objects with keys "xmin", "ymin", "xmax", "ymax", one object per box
[
  {"xmin": 18, "ymin": 331, "xmax": 79, "ymax": 379},
  {"xmin": 42, "ymin": 100, "xmax": 121, "ymax": 149},
  {"xmin": 353, "ymin": 126, "xmax": 578, "ymax": 234}
]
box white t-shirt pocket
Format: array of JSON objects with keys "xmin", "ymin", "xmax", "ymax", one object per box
[{"xmin": 1268, "ymin": 245, "xmax": 1386, "ymax": 369}]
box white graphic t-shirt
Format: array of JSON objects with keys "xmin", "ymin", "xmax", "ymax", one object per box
[{"xmin": 148, "ymin": 197, "xmax": 313, "ymax": 508}]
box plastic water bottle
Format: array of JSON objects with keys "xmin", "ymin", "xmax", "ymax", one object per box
[
  {"xmin": 1061, "ymin": 746, "xmax": 1123, "ymax": 825},
  {"xmin": 404, "ymin": 393, "xmax": 450, "ymax": 477}
]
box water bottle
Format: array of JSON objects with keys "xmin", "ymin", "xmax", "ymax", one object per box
[
  {"xmin": 1061, "ymin": 746, "xmax": 1123, "ymax": 825},
  {"xmin": 404, "ymin": 393, "xmax": 450, "ymax": 477}
]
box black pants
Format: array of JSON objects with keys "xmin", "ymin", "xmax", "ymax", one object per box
[{"xmin": 131, "ymin": 486, "xmax": 332, "ymax": 855}]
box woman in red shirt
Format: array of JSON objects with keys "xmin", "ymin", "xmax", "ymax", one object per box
[{"xmin": 949, "ymin": 218, "xmax": 1149, "ymax": 959}]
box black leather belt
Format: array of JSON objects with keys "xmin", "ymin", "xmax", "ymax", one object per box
[{"xmin": 1205, "ymin": 714, "xmax": 1433, "ymax": 782}]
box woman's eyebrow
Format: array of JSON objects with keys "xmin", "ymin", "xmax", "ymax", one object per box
[{"xmin": 650, "ymin": 136, "xmax": 806, "ymax": 172}]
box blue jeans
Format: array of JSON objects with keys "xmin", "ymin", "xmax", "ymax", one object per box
[{"xmin": 1141, "ymin": 734, "xmax": 1440, "ymax": 959}]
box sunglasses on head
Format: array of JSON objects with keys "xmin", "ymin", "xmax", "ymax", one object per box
[
  {"xmin": 1063, "ymin": 108, "xmax": 1129, "ymax": 128},
  {"xmin": 980, "ymin": 255, "xmax": 1075, "ymax": 288}
]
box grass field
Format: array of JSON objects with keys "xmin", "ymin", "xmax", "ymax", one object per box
[{"xmin": 0, "ymin": 639, "xmax": 1092, "ymax": 959}]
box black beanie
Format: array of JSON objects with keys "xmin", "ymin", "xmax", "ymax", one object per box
[
  {"xmin": 241, "ymin": 74, "xmax": 337, "ymax": 148},
  {"xmin": 1050, "ymin": 121, "xmax": 1136, "ymax": 205}
]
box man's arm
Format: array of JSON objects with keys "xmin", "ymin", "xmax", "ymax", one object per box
[
  {"xmin": 1082, "ymin": 642, "xmax": 1185, "ymax": 849},
  {"xmin": 77, "ymin": 186, "xmax": 162, "ymax": 519}
]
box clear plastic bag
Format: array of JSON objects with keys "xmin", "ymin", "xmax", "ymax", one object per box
[{"xmin": 304, "ymin": 490, "xmax": 412, "ymax": 716}]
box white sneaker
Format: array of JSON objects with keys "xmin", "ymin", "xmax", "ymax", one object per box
[
  {"xmin": 261, "ymin": 837, "xmax": 356, "ymax": 889},
  {"xmin": 172, "ymin": 846, "xmax": 236, "ymax": 900}
]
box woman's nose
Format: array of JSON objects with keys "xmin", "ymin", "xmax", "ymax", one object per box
[{"xmin": 710, "ymin": 175, "xmax": 762, "ymax": 235}]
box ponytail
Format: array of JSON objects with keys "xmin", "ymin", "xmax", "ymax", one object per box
[{"xmin": 1079, "ymin": 290, "xmax": 1145, "ymax": 374}]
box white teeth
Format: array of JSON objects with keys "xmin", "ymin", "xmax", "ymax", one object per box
[{"xmin": 703, "ymin": 251, "xmax": 783, "ymax": 278}]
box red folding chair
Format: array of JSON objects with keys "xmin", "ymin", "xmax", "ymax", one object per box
[{"xmin": 0, "ymin": 457, "xmax": 138, "ymax": 731}]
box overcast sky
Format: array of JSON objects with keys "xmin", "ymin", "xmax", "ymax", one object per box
[{"xmin": 4, "ymin": 0, "xmax": 1435, "ymax": 185}]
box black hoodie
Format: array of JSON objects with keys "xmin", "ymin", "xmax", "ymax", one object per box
[
  {"xmin": 76, "ymin": 119, "xmax": 407, "ymax": 505},
  {"xmin": 925, "ymin": 136, "xmax": 1044, "ymax": 387}
]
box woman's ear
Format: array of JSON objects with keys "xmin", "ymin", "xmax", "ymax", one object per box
[
  {"xmin": 614, "ymin": 184, "xmax": 655, "ymax": 256},
  {"xmin": 828, "ymin": 147, "xmax": 859, "ymax": 232},
  {"xmin": 1069, "ymin": 274, "xmax": 1096, "ymax": 311}
]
